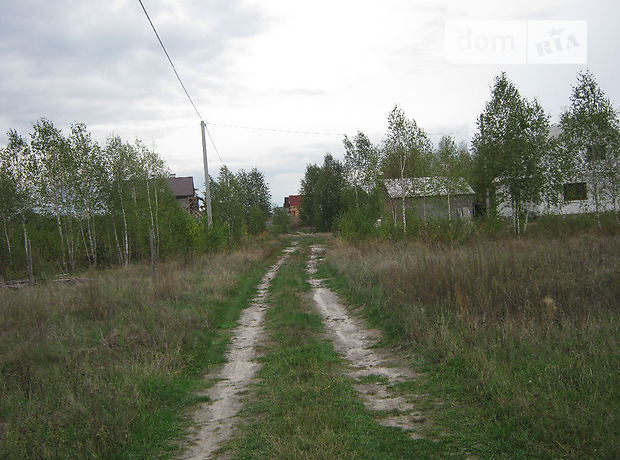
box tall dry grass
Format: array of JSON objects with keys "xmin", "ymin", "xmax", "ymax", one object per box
[
  {"xmin": 325, "ymin": 235, "xmax": 619, "ymax": 457},
  {"xmin": 0, "ymin": 243, "xmax": 280, "ymax": 459}
]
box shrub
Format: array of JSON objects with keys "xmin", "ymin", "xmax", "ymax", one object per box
[
  {"xmin": 335, "ymin": 207, "xmax": 377, "ymax": 241},
  {"xmin": 271, "ymin": 207, "xmax": 290, "ymax": 235}
]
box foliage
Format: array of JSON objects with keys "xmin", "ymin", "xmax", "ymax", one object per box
[
  {"xmin": 299, "ymin": 154, "xmax": 345, "ymax": 231},
  {"xmin": 210, "ymin": 165, "xmax": 272, "ymax": 243},
  {"xmin": 334, "ymin": 207, "xmax": 378, "ymax": 241},
  {"xmin": 0, "ymin": 119, "xmax": 273, "ymax": 279},
  {"xmin": 343, "ymin": 131, "xmax": 380, "ymax": 208},
  {"xmin": 472, "ymin": 72, "xmax": 559, "ymax": 234},
  {"xmin": 248, "ymin": 205, "xmax": 267, "ymax": 235},
  {"xmin": 271, "ymin": 207, "xmax": 290, "ymax": 235},
  {"xmin": 559, "ymin": 69, "xmax": 620, "ymax": 224}
]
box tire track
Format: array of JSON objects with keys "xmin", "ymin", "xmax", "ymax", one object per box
[
  {"xmin": 307, "ymin": 244, "xmax": 425, "ymax": 439},
  {"xmin": 180, "ymin": 243, "xmax": 298, "ymax": 459}
]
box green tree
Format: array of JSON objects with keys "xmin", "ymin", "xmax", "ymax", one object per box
[
  {"xmin": 343, "ymin": 131, "xmax": 379, "ymax": 208},
  {"xmin": 1, "ymin": 130, "xmax": 37, "ymax": 281},
  {"xmin": 271, "ymin": 207, "xmax": 290, "ymax": 234},
  {"xmin": 300, "ymin": 154, "xmax": 345, "ymax": 231},
  {"xmin": 559, "ymin": 70, "xmax": 620, "ymax": 225},
  {"xmin": 472, "ymin": 72, "xmax": 554, "ymax": 234},
  {"xmin": 381, "ymin": 105, "xmax": 433, "ymax": 232},
  {"xmin": 211, "ymin": 166, "xmax": 247, "ymax": 244},
  {"xmin": 434, "ymin": 136, "xmax": 473, "ymax": 220}
]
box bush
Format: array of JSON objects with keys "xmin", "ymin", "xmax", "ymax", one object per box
[
  {"xmin": 248, "ymin": 206, "xmax": 267, "ymax": 236},
  {"xmin": 334, "ymin": 207, "xmax": 378, "ymax": 241},
  {"xmin": 271, "ymin": 207, "xmax": 290, "ymax": 235}
]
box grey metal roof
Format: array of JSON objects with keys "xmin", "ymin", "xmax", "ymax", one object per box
[
  {"xmin": 384, "ymin": 177, "xmax": 474, "ymax": 199},
  {"xmin": 167, "ymin": 176, "xmax": 196, "ymax": 198}
]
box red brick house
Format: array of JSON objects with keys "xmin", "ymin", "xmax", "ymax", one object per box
[{"xmin": 283, "ymin": 195, "xmax": 301, "ymax": 217}]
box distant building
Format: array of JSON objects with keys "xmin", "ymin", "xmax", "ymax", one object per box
[
  {"xmin": 167, "ymin": 176, "xmax": 202, "ymax": 217},
  {"xmin": 384, "ymin": 177, "xmax": 475, "ymax": 221},
  {"xmin": 496, "ymin": 125, "xmax": 618, "ymax": 218},
  {"xmin": 283, "ymin": 195, "xmax": 301, "ymax": 217}
]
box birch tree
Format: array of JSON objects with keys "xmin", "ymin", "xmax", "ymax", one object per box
[
  {"xmin": 559, "ymin": 70, "xmax": 620, "ymax": 225},
  {"xmin": 343, "ymin": 131, "xmax": 379, "ymax": 208},
  {"xmin": 472, "ymin": 73, "xmax": 553, "ymax": 235},
  {"xmin": 1, "ymin": 130, "xmax": 37, "ymax": 281},
  {"xmin": 381, "ymin": 105, "xmax": 433, "ymax": 232}
]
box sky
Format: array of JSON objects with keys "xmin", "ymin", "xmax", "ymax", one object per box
[{"xmin": 1, "ymin": 0, "xmax": 619, "ymax": 206}]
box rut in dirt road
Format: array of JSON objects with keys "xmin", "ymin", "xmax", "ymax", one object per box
[
  {"xmin": 307, "ymin": 244, "xmax": 425, "ymax": 438},
  {"xmin": 180, "ymin": 243, "xmax": 298, "ymax": 460}
]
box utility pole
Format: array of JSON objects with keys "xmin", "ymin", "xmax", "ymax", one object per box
[{"xmin": 201, "ymin": 121, "xmax": 213, "ymax": 226}]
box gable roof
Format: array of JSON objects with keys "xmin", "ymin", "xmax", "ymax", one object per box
[
  {"xmin": 286, "ymin": 195, "xmax": 301, "ymax": 207},
  {"xmin": 384, "ymin": 177, "xmax": 474, "ymax": 199},
  {"xmin": 167, "ymin": 176, "xmax": 196, "ymax": 198}
]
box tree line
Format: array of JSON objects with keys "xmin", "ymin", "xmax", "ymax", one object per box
[
  {"xmin": 300, "ymin": 70, "xmax": 619, "ymax": 236},
  {"xmin": 0, "ymin": 120, "xmax": 272, "ymax": 281}
]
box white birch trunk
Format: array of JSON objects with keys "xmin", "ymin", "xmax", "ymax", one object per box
[{"xmin": 3, "ymin": 219, "xmax": 11, "ymax": 255}]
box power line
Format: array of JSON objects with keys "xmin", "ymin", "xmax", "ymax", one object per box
[
  {"xmin": 205, "ymin": 121, "xmax": 345, "ymax": 137},
  {"xmin": 136, "ymin": 0, "xmax": 225, "ymax": 165}
]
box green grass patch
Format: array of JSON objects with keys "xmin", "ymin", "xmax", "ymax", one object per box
[
  {"xmin": 0, "ymin": 240, "xmax": 287, "ymax": 459},
  {"xmin": 226, "ymin": 240, "xmax": 446, "ymax": 459},
  {"xmin": 321, "ymin": 235, "xmax": 620, "ymax": 458}
]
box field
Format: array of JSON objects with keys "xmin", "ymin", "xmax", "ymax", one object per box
[
  {"xmin": 0, "ymin": 241, "xmax": 283, "ymax": 459},
  {"xmin": 321, "ymin": 234, "xmax": 619, "ymax": 458},
  {"xmin": 1, "ymin": 230, "xmax": 618, "ymax": 459}
]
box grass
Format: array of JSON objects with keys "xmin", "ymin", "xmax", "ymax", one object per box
[
  {"xmin": 320, "ymin": 234, "xmax": 620, "ymax": 458},
  {"xmin": 225, "ymin": 239, "xmax": 445, "ymax": 459},
  {"xmin": 0, "ymin": 239, "xmax": 285, "ymax": 459}
]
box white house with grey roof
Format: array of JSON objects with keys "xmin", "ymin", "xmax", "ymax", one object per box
[
  {"xmin": 496, "ymin": 125, "xmax": 618, "ymax": 219},
  {"xmin": 384, "ymin": 177, "xmax": 475, "ymax": 221}
]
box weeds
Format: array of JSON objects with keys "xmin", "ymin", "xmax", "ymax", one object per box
[
  {"xmin": 227, "ymin": 241, "xmax": 443, "ymax": 459},
  {"xmin": 323, "ymin": 235, "xmax": 620, "ymax": 458},
  {"xmin": 0, "ymin": 242, "xmax": 282, "ymax": 459}
]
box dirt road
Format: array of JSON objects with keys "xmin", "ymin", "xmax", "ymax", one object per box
[
  {"xmin": 307, "ymin": 244, "xmax": 424, "ymax": 438},
  {"xmin": 181, "ymin": 241, "xmax": 422, "ymax": 458},
  {"xmin": 180, "ymin": 244, "xmax": 298, "ymax": 459}
]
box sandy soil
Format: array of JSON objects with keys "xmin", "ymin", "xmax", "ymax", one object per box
[
  {"xmin": 307, "ymin": 244, "xmax": 425, "ymax": 439},
  {"xmin": 180, "ymin": 244, "xmax": 298, "ymax": 459}
]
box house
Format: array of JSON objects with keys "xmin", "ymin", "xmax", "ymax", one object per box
[
  {"xmin": 167, "ymin": 176, "xmax": 202, "ymax": 217},
  {"xmin": 496, "ymin": 125, "xmax": 618, "ymax": 218},
  {"xmin": 384, "ymin": 177, "xmax": 475, "ymax": 221},
  {"xmin": 283, "ymin": 195, "xmax": 301, "ymax": 217}
]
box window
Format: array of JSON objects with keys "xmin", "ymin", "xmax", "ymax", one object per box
[
  {"xmin": 563, "ymin": 182, "xmax": 587, "ymax": 201},
  {"xmin": 586, "ymin": 144, "xmax": 606, "ymax": 161}
]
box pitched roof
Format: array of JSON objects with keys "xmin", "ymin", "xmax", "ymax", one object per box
[
  {"xmin": 287, "ymin": 195, "xmax": 301, "ymax": 207},
  {"xmin": 384, "ymin": 177, "xmax": 474, "ymax": 199},
  {"xmin": 167, "ymin": 176, "xmax": 196, "ymax": 198}
]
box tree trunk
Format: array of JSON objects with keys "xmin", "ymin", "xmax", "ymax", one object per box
[
  {"xmin": 524, "ymin": 208, "xmax": 530, "ymax": 234},
  {"xmin": 56, "ymin": 213, "xmax": 67, "ymax": 273},
  {"xmin": 120, "ymin": 200, "xmax": 129, "ymax": 267},
  {"xmin": 447, "ymin": 194, "xmax": 451, "ymax": 222},
  {"xmin": 87, "ymin": 215, "xmax": 97, "ymax": 266},
  {"xmin": 145, "ymin": 175, "xmax": 156, "ymax": 255},
  {"xmin": 3, "ymin": 219, "xmax": 11, "ymax": 255},
  {"xmin": 486, "ymin": 188, "xmax": 490, "ymax": 218},
  {"xmin": 80, "ymin": 221, "xmax": 92, "ymax": 266},
  {"xmin": 154, "ymin": 184, "xmax": 160, "ymax": 257},
  {"xmin": 22, "ymin": 219, "xmax": 33, "ymax": 285},
  {"xmin": 112, "ymin": 221, "xmax": 123, "ymax": 265},
  {"xmin": 593, "ymin": 181, "xmax": 601, "ymax": 229},
  {"xmin": 65, "ymin": 215, "xmax": 75, "ymax": 273}
]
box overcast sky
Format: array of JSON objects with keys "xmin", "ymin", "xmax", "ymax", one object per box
[{"xmin": 1, "ymin": 0, "xmax": 619, "ymax": 205}]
